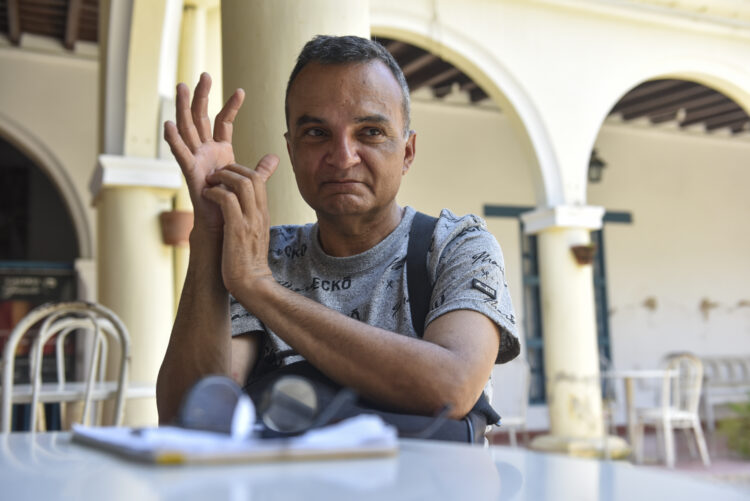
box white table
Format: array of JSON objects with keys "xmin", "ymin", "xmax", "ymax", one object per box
[
  {"xmin": 0, "ymin": 432, "xmax": 746, "ymax": 501},
  {"xmin": 602, "ymin": 370, "xmax": 676, "ymax": 447}
]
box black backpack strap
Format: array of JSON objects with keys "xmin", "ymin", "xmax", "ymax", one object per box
[
  {"xmin": 407, "ymin": 211, "xmax": 438, "ymax": 337},
  {"xmin": 407, "ymin": 211, "xmax": 502, "ymax": 432}
]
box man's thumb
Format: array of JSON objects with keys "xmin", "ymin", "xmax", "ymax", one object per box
[{"xmin": 255, "ymin": 154, "xmax": 279, "ymax": 181}]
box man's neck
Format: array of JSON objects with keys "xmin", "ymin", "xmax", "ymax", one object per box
[{"xmin": 316, "ymin": 204, "xmax": 405, "ymax": 257}]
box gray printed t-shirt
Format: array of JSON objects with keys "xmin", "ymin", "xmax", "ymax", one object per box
[{"xmin": 230, "ymin": 206, "xmax": 519, "ymax": 376}]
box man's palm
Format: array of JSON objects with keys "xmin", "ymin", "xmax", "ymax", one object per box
[{"xmin": 164, "ymin": 73, "xmax": 245, "ymax": 232}]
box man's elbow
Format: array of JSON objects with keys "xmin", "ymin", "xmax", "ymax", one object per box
[
  {"xmin": 430, "ymin": 373, "xmax": 483, "ymax": 420},
  {"xmin": 155, "ymin": 368, "xmax": 177, "ymax": 425}
]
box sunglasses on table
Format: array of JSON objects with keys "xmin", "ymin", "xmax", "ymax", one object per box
[{"xmin": 175, "ymin": 375, "xmax": 452, "ymax": 440}]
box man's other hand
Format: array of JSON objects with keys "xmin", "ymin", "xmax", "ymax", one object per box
[
  {"xmin": 163, "ymin": 72, "xmax": 245, "ymax": 234},
  {"xmin": 203, "ymin": 155, "xmax": 279, "ymax": 295}
]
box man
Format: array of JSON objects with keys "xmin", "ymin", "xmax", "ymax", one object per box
[{"xmin": 156, "ymin": 36, "xmax": 519, "ymax": 438}]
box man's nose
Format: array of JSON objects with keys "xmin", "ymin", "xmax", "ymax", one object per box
[{"xmin": 327, "ymin": 134, "xmax": 360, "ymax": 169}]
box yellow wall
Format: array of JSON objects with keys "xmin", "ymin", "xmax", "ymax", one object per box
[
  {"xmin": 591, "ymin": 124, "xmax": 750, "ymax": 372},
  {"xmin": 404, "ymin": 97, "xmax": 750, "ymax": 426},
  {"xmin": 0, "ymin": 44, "xmax": 98, "ymax": 259}
]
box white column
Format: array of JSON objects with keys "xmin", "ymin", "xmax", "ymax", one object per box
[
  {"xmin": 92, "ymin": 155, "xmax": 182, "ymax": 426},
  {"xmin": 522, "ymin": 205, "xmax": 628, "ymax": 457},
  {"xmin": 96, "ymin": 0, "xmax": 184, "ymax": 426},
  {"xmin": 170, "ymin": 2, "xmax": 207, "ymax": 312},
  {"xmin": 220, "ymin": 0, "xmax": 370, "ymax": 226}
]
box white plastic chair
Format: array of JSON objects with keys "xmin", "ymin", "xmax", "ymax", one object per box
[
  {"xmin": 633, "ymin": 353, "xmax": 710, "ymax": 467},
  {"xmin": 487, "ymin": 358, "xmax": 530, "ymax": 447},
  {"xmin": 1, "ymin": 301, "xmax": 131, "ymax": 433}
]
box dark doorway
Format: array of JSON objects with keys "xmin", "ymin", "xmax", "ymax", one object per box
[
  {"xmin": 0, "ymin": 135, "xmax": 79, "ymax": 431},
  {"xmin": 0, "ymin": 137, "xmax": 79, "ymax": 262}
]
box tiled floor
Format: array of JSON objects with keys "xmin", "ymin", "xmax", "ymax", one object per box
[
  {"xmin": 639, "ymin": 427, "xmax": 750, "ymax": 493},
  {"xmin": 491, "ymin": 427, "xmax": 750, "ymax": 493}
]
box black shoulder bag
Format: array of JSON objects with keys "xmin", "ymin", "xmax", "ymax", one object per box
[
  {"xmin": 244, "ymin": 212, "xmax": 500, "ymax": 443},
  {"xmin": 406, "ymin": 212, "xmax": 502, "ymax": 442}
]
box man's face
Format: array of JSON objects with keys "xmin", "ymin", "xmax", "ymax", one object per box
[{"xmin": 285, "ymin": 61, "xmax": 415, "ymax": 220}]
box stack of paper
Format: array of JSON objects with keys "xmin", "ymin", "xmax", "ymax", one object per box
[{"xmin": 71, "ymin": 415, "xmax": 398, "ymax": 465}]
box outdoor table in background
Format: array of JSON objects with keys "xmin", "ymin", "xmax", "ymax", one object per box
[
  {"xmin": 1, "ymin": 431, "xmax": 746, "ymax": 501},
  {"xmin": 601, "ymin": 369, "xmax": 677, "ymax": 448}
]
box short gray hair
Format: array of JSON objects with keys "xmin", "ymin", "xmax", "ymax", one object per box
[{"xmin": 285, "ymin": 35, "xmax": 411, "ymax": 135}]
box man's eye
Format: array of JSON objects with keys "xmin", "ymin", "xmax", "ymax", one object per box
[
  {"xmin": 363, "ymin": 128, "xmax": 383, "ymax": 136},
  {"xmin": 305, "ymin": 128, "xmax": 325, "ymax": 137}
]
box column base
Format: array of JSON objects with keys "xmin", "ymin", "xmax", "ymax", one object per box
[{"xmin": 529, "ymin": 434, "xmax": 631, "ymax": 460}]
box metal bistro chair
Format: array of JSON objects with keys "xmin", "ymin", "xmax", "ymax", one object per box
[
  {"xmin": 488, "ymin": 357, "xmax": 530, "ymax": 447},
  {"xmin": 633, "ymin": 353, "xmax": 711, "ymax": 468},
  {"xmin": 1, "ymin": 301, "xmax": 130, "ymax": 433}
]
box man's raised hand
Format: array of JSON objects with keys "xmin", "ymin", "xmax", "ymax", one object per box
[{"xmin": 163, "ymin": 72, "xmax": 245, "ymax": 233}]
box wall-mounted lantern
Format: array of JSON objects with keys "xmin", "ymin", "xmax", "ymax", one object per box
[{"xmin": 588, "ymin": 149, "xmax": 607, "ymax": 183}]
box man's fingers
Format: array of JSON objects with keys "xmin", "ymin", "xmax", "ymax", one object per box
[
  {"xmin": 250, "ymin": 155, "xmax": 278, "ymax": 216},
  {"xmin": 205, "ymin": 156, "xmax": 277, "ymax": 216},
  {"xmin": 213, "ymin": 88, "xmax": 245, "ymax": 144},
  {"xmin": 175, "ymin": 83, "xmax": 202, "ymax": 152},
  {"xmin": 191, "ymin": 73, "xmax": 213, "ymax": 143},
  {"xmin": 254, "ymin": 154, "xmax": 279, "ymax": 183},
  {"xmin": 164, "ymin": 121, "xmax": 195, "ymax": 174},
  {"xmin": 206, "ymin": 167, "xmax": 257, "ymax": 216},
  {"xmin": 202, "ymin": 185, "xmax": 243, "ymax": 228}
]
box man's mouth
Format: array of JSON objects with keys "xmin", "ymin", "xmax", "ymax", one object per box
[
  {"xmin": 321, "ymin": 179, "xmax": 364, "ymax": 188},
  {"xmin": 324, "ymin": 179, "xmax": 360, "ymax": 184}
]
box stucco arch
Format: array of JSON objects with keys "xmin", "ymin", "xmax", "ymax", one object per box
[
  {"xmin": 583, "ymin": 57, "xmax": 750, "ymax": 202},
  {"xmin": 0, "ymin": 113, "xmax": 93, "ymax": 259},
  {"xmin": 370, "ymin": 21, "xmax": 563, "ymax": 207},
  {"xmin": 596, "ymin": 57, "xmax": 750, "ymax": 142}
]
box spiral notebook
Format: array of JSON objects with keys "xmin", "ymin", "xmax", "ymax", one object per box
[{"xmin": 71, "ymin": 415, "xmax": 398, "ymax": 465}]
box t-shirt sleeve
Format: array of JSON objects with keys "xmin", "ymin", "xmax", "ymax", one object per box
[
  {"xmin": 230, "ymin": 295, "xmax": 264, "ymax": 335},
  {"xmin": 425, "ymin": 213, "xmax": 520, "ymax": 363}
]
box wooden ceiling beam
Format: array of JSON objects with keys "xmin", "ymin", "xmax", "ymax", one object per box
[
  {"xmin": 64, "ymin": 0, "xmax": 82, "ymax": 50},
  {"xmin": 383, "ymin": 39, "xmax": 410, "ymax": 59},
  {"xmin": 469, "ymin": 86, "xmax": 488, "ymax": 103},
  {"xmin": 620, "ymin": 86, "xmax": 712, "ymax": 120},
  {"xmin": 611, "ymin": 80, "xmax": 684, "ymax": 112},
  {"xmin": 705, "ymin": 110, "xmax": 749, "ymax": 130},
  {"xmin": 649, "ymin": 109, "xmax": 679, "ymax": 124},
  {"xmin": 681, "ymin": 100, "xmax": 740, "ymax": 126},
  {"xmin": 20, "ymin": 3, "xmax": 66, "ymax": 15},
  {"xmin": 677, "ymin": 93, "xmax": 730, "ymax": 113},
  {"xmin": 22, "ymin": 19, "xmax": 65, "ymax": 30},
  {"xmin": 643, "ymin": 93, "xmax": 729, "ymax": 121},
  {"xmin": 411, "ymin": 67, "xmax": 461, "ymax": 92},
  {"xmin": 7, "ymin": 0, "xmax": 21, "ymax": 45},
  {"xmin": 401, "ymin": 53, "xmax": 438, "ymax": 78},
  {"xmin": 22, "ymin": 0, "xmax": 67, "ymax": 7}
]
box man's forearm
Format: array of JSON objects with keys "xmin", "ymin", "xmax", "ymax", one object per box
[
  {"xmin": 234, "ymin": 277, "xmax": 494, "ymax": 418},
  {"xmin": 156, "ymin": 229, "xmax": 231, "ymax": 423}
]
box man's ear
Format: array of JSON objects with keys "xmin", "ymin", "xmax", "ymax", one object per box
[{"xmin": 402, "ymin": 130, "xmax": 416, "ymax": 175}]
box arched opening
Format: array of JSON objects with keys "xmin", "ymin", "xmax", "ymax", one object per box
[
  {"xmin": 0, "ymin": 136, "xmax": 80, "ymax": 262},
  {"xmin": 371, "ymin": 26, "xmax": 562, "ymax": 207},
  {"xmin": 0, "ymin": 135, "xmax": 81, "ymax": 430},
  {"xmin": 587, "ymin": 76, "xmax": 750, "ymax": 421}
]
